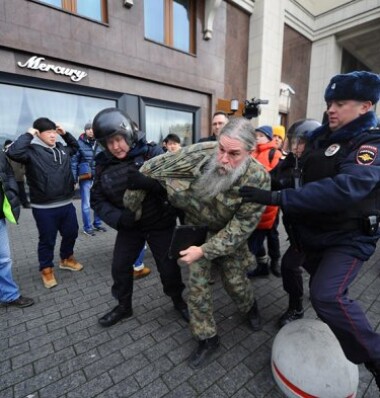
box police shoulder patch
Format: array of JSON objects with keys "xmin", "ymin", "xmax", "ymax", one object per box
[{"xmin": 356, "ymin": 145, "xmax": 378, "ymax": 165}]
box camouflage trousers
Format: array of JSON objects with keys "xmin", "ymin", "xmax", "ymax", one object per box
[{"xmin": 188, "ymin": 245, "xmax": 254, "ymax": 340}]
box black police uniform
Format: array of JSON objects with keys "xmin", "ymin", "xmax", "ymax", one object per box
[
  {"xmin": 281, "ymin": 111, "xmax": 380, "ymax": 365},
  {"xmin": 91, "ymin": 139, "xmax": 186, "ymax": 318}
]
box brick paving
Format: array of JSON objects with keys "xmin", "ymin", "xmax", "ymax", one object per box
[{"xmin": 1, "ymin": 199, "xmax": 379, "ymax": 397}]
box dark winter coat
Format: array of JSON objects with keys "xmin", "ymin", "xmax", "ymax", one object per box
[
  {"xmin": 0, "ymin": 150, "xmax": 20, "ymax": 223},
  {"xmin": 6, "ymin": 132, "xmax": 78, "ymax": 205},
  {"xmin": 91, "ymin": 139, "xmax": 177, "ymax": 231},
  {"xmin": 71, "ymin": 133, "xmax": 103, "ymax": 181}
]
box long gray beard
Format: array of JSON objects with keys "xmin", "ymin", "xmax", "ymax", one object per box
[{"xmin": 194, "ymin": 155, "xmax": 251, "ymax": 199}]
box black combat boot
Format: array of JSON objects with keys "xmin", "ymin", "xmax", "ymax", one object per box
[
  {"xmin": 172, "ymin": 296, "xmax": 190, "ymax": 323},
  {"xmin": 270, "ymin": 258, "xmax": 281, "ymax": 277},
  {"xmin": 188, "ymin": 335, "xmax": 220, "ymax": 369},
  {"xmin": 247, "ymin": 256, "xmax": 269, "ymax": 278},
  {"xmin": 98, "ymin": 304, "xmax": 133, "ymax": 327},
  {"xmin": 278, "ymin": 296, "xmax": 304, "ymax": 328},
  {"xmin": 365, "ymin": 361, "xmax": 380, "ymax": 392},
  {"xmin": 248, "ymin": 299, "xmax": 262, "ymax": 331}
]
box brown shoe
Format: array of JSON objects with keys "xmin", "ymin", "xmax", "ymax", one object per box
[
  {"xmin": 41, "ymin": 267, "xmax": 58, "ymax": 289},
  {"xmin": 133, "ymin": 267, "xmax": 151, "ymax": 280},
  {"xmin": 59, "ymin": 255, "xmax": 83, "ymax": 271}
]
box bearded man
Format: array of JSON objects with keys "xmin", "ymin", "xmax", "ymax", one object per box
[{"xmin": 123, "ymin": 117, "xmax": 270, "ymax": 368}]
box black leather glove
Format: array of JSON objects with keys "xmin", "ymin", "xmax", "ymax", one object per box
[
  {"xmin": 239, "ymin": 186, "xmax": 282, "ymax": 205},
  {"xmin": 117, "ymin": 209, "xmax": 135, "ymax": 230},
  {"xmin": 125, "ymin": 168, "xmax": 162, "ymax": 192}
]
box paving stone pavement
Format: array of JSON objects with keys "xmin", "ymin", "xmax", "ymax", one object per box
[{"xmin": 1, "ymin": 199, "xmax": 380, "ymax": 398}]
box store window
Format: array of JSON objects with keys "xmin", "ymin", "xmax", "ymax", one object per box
[
  {"xmin": 0, "ymin": 83, "xmax": 115, "ymax": 145},
  {"xmin": 145, "ymin": 105, "xmax": 194, "ymax": 147},
  {"xmin": 144, "ymin": 0, "xmax": 195, "ymax": 53},
  {"xmin": 34, "ymin": 0, "xmax": 108, "ymax": 23}
]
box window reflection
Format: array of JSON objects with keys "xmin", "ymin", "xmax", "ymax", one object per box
[
  {"xmin": 144, "ymin": 0, "xmax": 194, "ymax": 53},
  {"xmin": 144, "ymin": 0, "xmax": 164, "ymax": 43},
  {"xmin": 77, "ymin": 0, "xmax": 102, "ymax": 21},
  {"xmin": 145, "ymin": 105, "xmax": 193, "ymax": 147},
  {"xmin": 173, "ymin": 0, "xmax": 191, "ymax": 52},
  {"xmin": 0, "ymin": 83, "xmax": 115, "ymax": 146},
  {"xmin": 38, "ymin": 0, "xmax": 61, "ymax": 7}
]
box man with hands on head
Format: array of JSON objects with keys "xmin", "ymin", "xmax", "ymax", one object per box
[
  {"xmin": 124, "ymin": 117, "xmax": 270, "ymax": 369},
  {"xmin": 6, "ymin": 118, "xmax": 83, "ymax": 289},
  {"xmin": 240, "ymin": 71, "xmax": 380, "ymax": 392}
]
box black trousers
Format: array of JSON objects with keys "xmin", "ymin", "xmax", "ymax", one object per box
[
  {"xmin": 111, "ymin": 226, "xmax": 185, "ymax": 306},
  {"xmin": 281, "ymin": 244, "xmax": 305, "ymax": 300}
]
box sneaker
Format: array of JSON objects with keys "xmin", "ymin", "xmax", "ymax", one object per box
[
  {"xmin": 94, "ymin": 226, "xmax": 107, "ymax": 232},
  {"xmin": 2, "ymin": 295, "xmax": 34, "ymax": 308},
  {"xmin": 278, "ymin": 308, "xmax": 304, "ymax": 328},
  {"xmin": 59, "ymin": 255, "xmax": 83, "ymax": 271},
  {"xmin": 133, "ymin": 267, "xmax": 151, "ymax": 279},
  {"xmin": 41, "ymin": 267, "xmax": 58, "ymax": 288},
  {"xmin": 83, "ymin": 229, "xmax": 96, "ymax": 236}
]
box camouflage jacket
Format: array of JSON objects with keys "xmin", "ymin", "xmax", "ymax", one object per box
[{"xmin": 124, "ymin": 142, "xmax": 270, "ymax": 260}]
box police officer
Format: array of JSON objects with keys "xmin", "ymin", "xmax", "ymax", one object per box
[
  {"xmin": 239, "ymin": 71, "xmax": 380, "ymax": 391},
  {"xmin": 90, "ymin": 108, "xmax": 188, "ymax": 327}
]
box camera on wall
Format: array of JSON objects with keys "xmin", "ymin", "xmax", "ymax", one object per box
[{"xmin": 242, "ymin": 98, "xmax": 269, "ymax": 119}]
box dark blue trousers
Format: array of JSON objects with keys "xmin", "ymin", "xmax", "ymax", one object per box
[
  {"xmin": 304, "ymin": 248, "xmax": 380, "ymax": 364},
  {"xmin": 32, "ymin": 204, "xmax": 79, "ymax": 270}
]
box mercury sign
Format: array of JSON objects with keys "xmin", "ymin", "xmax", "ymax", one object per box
[{"xmin": 17, "ymin": 56, "xmax": 88, "ymax": 82}]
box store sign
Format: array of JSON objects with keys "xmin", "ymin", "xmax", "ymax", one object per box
[{"xmin": 17, "ymin": 56, "xmax": 88, "ymax": 82}]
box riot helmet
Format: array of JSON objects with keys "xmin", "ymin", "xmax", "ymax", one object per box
[
  {"xmin": 92, "ymin": 108, "xmax": 143, "ymax": 148},
  {"xmin": 287, "ymin": 119, "xmax": 321, "ymax": 157},
  {"xmin": 287, "ymin": 119, "xmax": 321, "ymax": 142}
]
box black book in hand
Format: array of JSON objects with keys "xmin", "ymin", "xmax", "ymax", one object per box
[{"xmin": 168, "ymin": 225, "xmax": 208, "ymax": 259}]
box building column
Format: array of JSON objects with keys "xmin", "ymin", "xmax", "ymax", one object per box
[
  {"xmin": 246, "ymin": 0, "xmax": 286, "ymax": 126},
  {"xmin": 307, "ymin": 36, "xmax": 342, "ymax": 121}
]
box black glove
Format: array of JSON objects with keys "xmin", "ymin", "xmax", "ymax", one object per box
[
  {"xmin": 239, "ymin": 186, "xmax": 282, "ymax": 205},
  {"xmin": 117, "ymin": 209, "xmax": 135, "ymax": 230},
  {"xmin": 125, "ymin": 168, "xmax": 162, "ymax": 192}
]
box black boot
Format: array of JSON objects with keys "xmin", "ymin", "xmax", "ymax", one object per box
[
  {"xmin": 247, "ymin": 261, "xmax": 269, "ymax": 278},
  {"xmin": 270, "ymin": 258, "xmax": 281, "ymax": 277},
  {"xmin": 278, "ymin": 296, "xmax": 304, "ymax": 328},
  {"xmin": 365, "ymin": 361, "xmax": 380, "ymax": 392},
  {"xmin": 248, "ymin": 299, "xmax": 262, "ymax": 331},
  {"xmin": 188, "ymin": 335, "xmax": 220, "ymax": 369},
  {"xmin": 172, "ymin": 296, "xmax": 190, "ymax": 323},
  {"xmin": 98, "ymin": 305, "xmax": 133, "ymax": 327}
]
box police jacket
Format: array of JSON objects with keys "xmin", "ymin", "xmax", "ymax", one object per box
[
  {"xmin": 71, "ymin": 133, "xmax": 103, "ymax": 181},
  {"xmin": 6, "ymin": 132, "xmax": 78, "ymax": 206},
  {"xmin": 91, "ymin": 139, "xmax": 177, "ymax": 232},
  {"xmin": 0, "ymin": 151, "xmax": 20, "ymax": 223},
  {"xmin": 281, "ymin": 111, "xmax": 380, "ymax": 260}
]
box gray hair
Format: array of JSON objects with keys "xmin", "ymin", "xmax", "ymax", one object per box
[{"xmin": 218, "ymin": 117, "xmax": 257, "ymax": 151}]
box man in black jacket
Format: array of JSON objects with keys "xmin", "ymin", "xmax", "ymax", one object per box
[
  {"xmin": 91, "ymin": 108, "xmax": 188, "ymax": 327},
  {"xmin": 7, "ymin": 117, "xmax": 83, "ymax": 289}
]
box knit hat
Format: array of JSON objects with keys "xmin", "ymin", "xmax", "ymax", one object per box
[
  {"xmin": 324, "ymin": 71, "xmax": 380, "ymax": 104},
  {"xmin": 84, "ymin": 122, "xmax": 92, "ymax": 130},
  {"xmin": 256, "ymin": 125, "xmax": 273, "ymax": 141},
  {"xmin": 272, "ymin": 125, "xmax": 285, "ymax": 141},
  {"xmin": 33, "ymin": 117, "xmax": 56, "ymax": 133}
]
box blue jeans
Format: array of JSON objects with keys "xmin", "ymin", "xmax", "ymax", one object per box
[
  {"xmin": 134, "ymin": 246, "xmax": 146, "ymax": 270},
  {"xmin": 32, "ymin": 204, "xmax": 79, "ymax": 270},
  {"xmin": 0, "ymin": 218, "xmax": 20, "ymax": 302},
  {"xmin": 80, "ymin": 179, "xmax": 102, "ymax": 232}
]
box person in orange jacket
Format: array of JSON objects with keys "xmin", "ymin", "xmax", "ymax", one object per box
[{"xmin": 247, "ymin": 125, "xmax": 282, "ymax": 278}]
